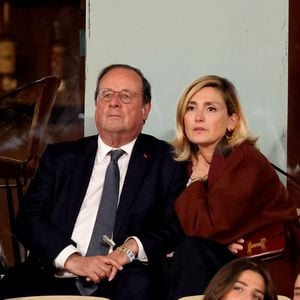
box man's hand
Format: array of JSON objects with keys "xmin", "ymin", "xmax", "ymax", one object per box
[
  {"xmin": 64, "ymin": 253, "xmax": 123, "ymax": 283},
  {"xmin": 107, "ymin": 238, "xmax": 139, "ymax": 281},
  {"xmin": 228, "ymin": 238, "xmax": 244, "ymax": 254}
]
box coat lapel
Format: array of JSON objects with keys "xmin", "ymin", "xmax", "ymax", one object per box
[
  {"xmin": 66, "ymin": 136, "xmax": 98, "ymax": 232},
  {"xmin": 114, "ymin": 135, "xmax": 151, "ymax": 238},
  {"xmin": 207, "ymin": 145, "xmax": 234, "ymax": 188}
]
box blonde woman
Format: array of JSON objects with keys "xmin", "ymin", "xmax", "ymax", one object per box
[{"xmin": 168, "ymin": 75, "xmax": 297, "ymax": 299}]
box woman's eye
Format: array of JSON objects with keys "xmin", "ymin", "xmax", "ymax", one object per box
[
  {"xmin": 186, "ymin": 105, "xmax": 195, "ymax": 111},
  {"xmin": 233, "ymin": 285, "xmax": 243, "ymax": 292},
  {"xmin": 253, "ymin": 295, "xmax": 263, "ymax": 300},
  {"xmin": 207, "ymin": 106, "xmax": 216, "ymax": 112}
]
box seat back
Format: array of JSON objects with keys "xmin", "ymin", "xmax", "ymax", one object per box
[
  {"xmin": 0, "ymin": 75, "xmax": 61, "ymax": 175},
  {"xmin": 0, "ymin": 76, "xmax": 61, "ymax": 264},
  {"xmin": 26, "ymin": 76, "xmax": 61, "ymax": 172}
]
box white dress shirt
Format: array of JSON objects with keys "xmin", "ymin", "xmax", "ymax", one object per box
[{"xmin": 54, "ymin": 136, "xmax": 147, "ymax": 275}]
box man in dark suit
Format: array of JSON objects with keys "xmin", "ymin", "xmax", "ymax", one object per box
[{"xmin": 0, "ymin": 64, "xmax": 188, "ymax": 300}]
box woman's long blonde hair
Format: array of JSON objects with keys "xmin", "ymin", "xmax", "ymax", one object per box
[{"xmin": 171, "ymin": 75, "xmax": 255, "ymax": 161}]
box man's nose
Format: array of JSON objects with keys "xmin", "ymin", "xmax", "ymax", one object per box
[{"xmin": 109, "ymin": 92, "xmax": 122, "ymax": 105}]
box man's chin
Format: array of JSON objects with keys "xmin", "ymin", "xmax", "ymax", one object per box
[
  {"xmin": 104, "ymin": 125, "xmax": 124, "ymax": 133},
  {"xmin": 104, "ymin": 119, "xmax": 124, "ymax": 129}
]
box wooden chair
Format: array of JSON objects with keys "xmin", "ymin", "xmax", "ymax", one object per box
[{"xmin": 0, "ymin": 76, "xmax": 61, "ymax": 265}]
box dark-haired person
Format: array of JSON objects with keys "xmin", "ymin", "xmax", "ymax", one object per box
[
  {"xmin": 0, "ymin": 64, "xmax": 188, "ymax": 300},
  {"xmin": 204, "ymin": 258, "xmax": 278, "ymax": 300}
]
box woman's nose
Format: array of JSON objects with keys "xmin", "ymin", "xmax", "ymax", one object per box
[{"xmin": 195, "ymin": 108, "xmax": 204, "ymax": 121}]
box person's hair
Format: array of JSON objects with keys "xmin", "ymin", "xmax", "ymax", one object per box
[
  {"xmin": 204, "ymin": 258, "xmax": 278, "ymax": 300},
  {"xmin": 94, "ymin": 64, "xmax": 151, "ymax": 105},
  {"xmin": 171, "ymin": 75, "xmax": 256, "ymax": 161}
]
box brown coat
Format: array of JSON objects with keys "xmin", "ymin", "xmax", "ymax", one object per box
[{"xmin": 175, "ymin": 141, "xmax": 298, "ymax": 244}]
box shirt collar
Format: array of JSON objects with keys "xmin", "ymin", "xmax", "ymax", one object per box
[{"xmin": 96, "ymin": 135, "xmax": 136, "ymax": 163}]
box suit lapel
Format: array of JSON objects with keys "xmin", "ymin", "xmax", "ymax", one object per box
[
  {"xmin": 66, "ymin": 136, "xmax": 98, "ymax": 232},
  {"xmin": 114, "ymin": 135, "xmax": 151, "ymax": 238}
]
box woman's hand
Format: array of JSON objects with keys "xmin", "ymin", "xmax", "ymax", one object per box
[
  {"xmin": 191, "ymin": 152, "xmax": 210, "ymax": 181},
  {"xmin": 228, "ymin": 238, "xmax": 245, "ymax": 254}
]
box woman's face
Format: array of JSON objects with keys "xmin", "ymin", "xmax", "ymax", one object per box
[
  {"xmin": 183, "ymin": 87, "xmax": 237, "ymax": 152},
  {"xmin": 294, "ymin": 274, "xmax": 300, "ymax": 300},
  {"xmin": 222, "ymin": 270, "xmax": 265, "ymax": 300}
]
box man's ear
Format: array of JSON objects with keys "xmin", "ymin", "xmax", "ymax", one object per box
[{"xmin": 142, "ymin": 103, "xmax": 151, "ymax": 120}]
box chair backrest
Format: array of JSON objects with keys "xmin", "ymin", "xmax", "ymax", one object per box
[
  {"xmin": 26, "ymin": 76, "xmax": 61, "ymax": 171},
  {"xmin": 0, "ymin": 75, "xmax": 61, "ymax": 174}
]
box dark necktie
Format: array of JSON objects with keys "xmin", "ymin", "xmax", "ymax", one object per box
[{"xmin": 76, "ymin": 149, "xmax": 124, "ymax": 295}]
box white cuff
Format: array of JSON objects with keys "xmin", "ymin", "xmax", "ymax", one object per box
[
  {"xmin": 125, "ymin": 236, "xmax": 148, "ymax": 262},
  {"xmin": 54, "ymin": 245, "xmax": 81, "ymax": 269}
]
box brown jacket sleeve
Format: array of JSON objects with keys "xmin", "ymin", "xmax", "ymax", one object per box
[{"xmin": 174, "ymin": 142, "xmax": 297, "ymax": 244}]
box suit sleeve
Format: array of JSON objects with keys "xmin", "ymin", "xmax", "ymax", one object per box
[
  {"xmin": 14, "ymin": 145, "xmax": 77, "ymax": 263},
  {"xmin": 138, "ymin": 155, "xmax": 188, "ymax": 263}
]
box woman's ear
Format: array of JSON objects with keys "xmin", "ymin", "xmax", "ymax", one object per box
[{"xmin": 227, "ymin": 113, "xmax": 238, "ymax": 131}]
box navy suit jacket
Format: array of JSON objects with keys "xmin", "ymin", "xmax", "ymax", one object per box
[{"xmin": 15, "ymin": 133, "xmax": 188, "ymax": 270}]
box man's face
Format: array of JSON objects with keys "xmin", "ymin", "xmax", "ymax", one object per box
[{"xmin": 95, "ymin": 67, "xmax": 151, "ymax": 146}]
